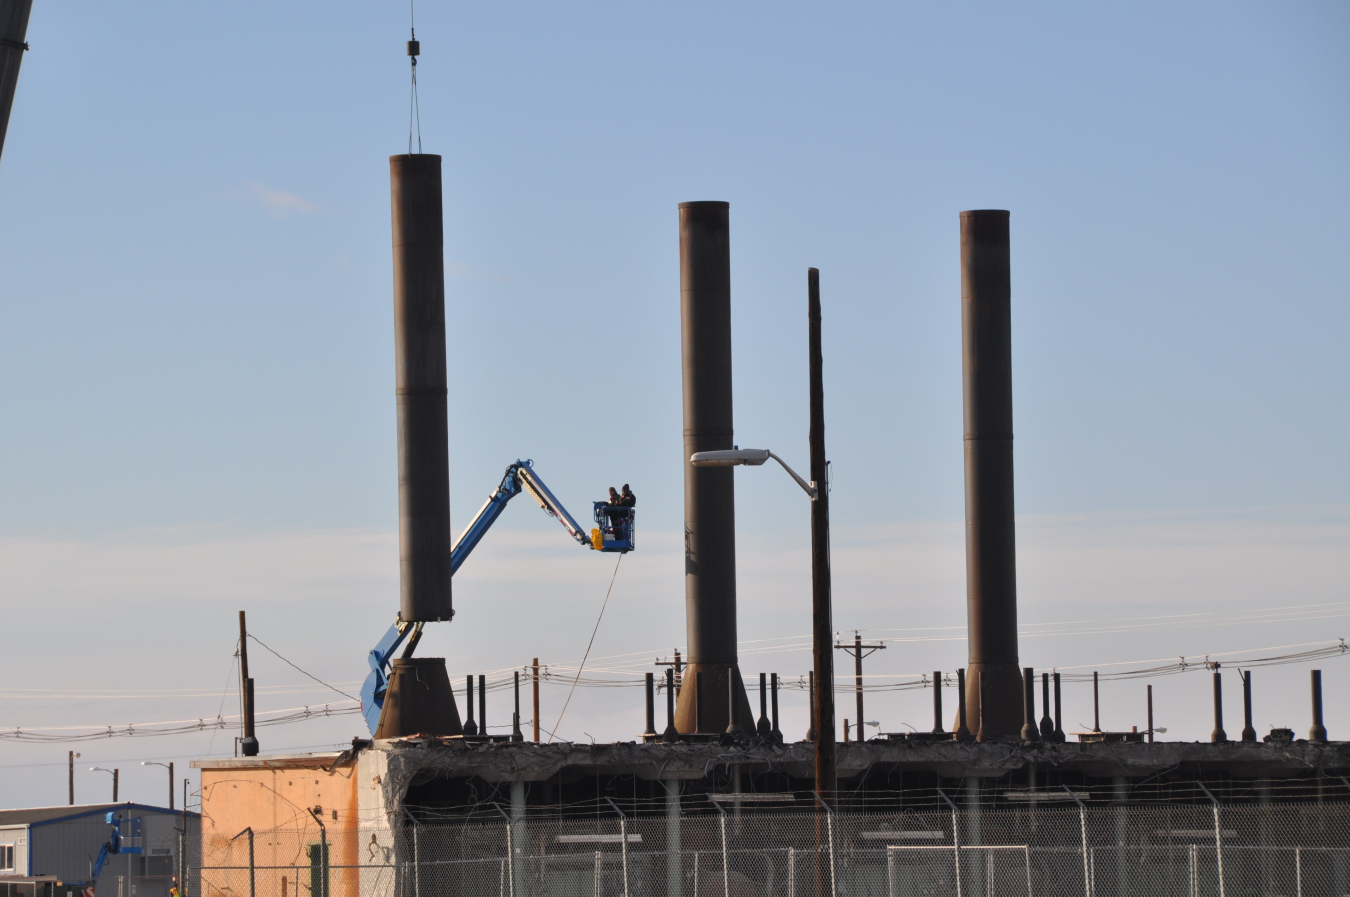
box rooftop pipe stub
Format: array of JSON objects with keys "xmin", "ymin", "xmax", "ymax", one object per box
[{"xmin": 374, "ymin": 657, "xmax": 463, "ymax": 740}]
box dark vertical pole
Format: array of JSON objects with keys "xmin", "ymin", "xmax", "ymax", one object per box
[
  {"xmin": 1211, "ymin": 671, "xmax": 1227, "ymax": 743},
  {"xmin": 169, "ymin": 762, "xmax": 175, "ymax": 810},
  {"xmin": 644, "ymin": 673, "xmax": 657, "ymax": 740},
  {"xmin": 239, "ymin": 612, "xmax": 258, "ymax": 756},
  {"xmin": 390, "ymin": 153, "xmax": 452, "ymax": 624},
  {"xmin": 1092, "ymin": 672, "xmax": 1101, "ymax": 733},
  {"xmin": 478, "ymin": 674, "xmax": 486, "ymax": 737},
  {"xmin": 664, "ymin": 669, "xmax": 678, "ymax": 741},
  {"xmin": 725, "ymin": 672, "xmax": 745, "ymax": 736},
  {"xmin": 532, "ymin": 658, "xmax": 541, "ymax": 743},
  {"xmin": 1053, "ymin": 673, "xmax": 1064, "ymax": 742},
  {"xmin": 513, "ymin": 672, "xmax": 523, "ymax": 742},
  {"xmin": 975, "ymin": 673, "xmax": 987, "ymax": 742},
  {"xmin": 1241, "ymin": 671, "xmax": 1256, "ymax": 742},
  {"xmin": 757, "ymin": 673, "xmax": 771, "ymax": 738},
  {"xmin": 463, "ymin": 676, "xmax": 476, "ymax": 736},
  {"xmin": 853, "ymin": 634, "xmax": 865, "ymax": 744},
  {"xmin": 1040, "ymin": 673, "xmax": 1053, "ymax": 739},
  {"xmin": 0, "ymin": 0, "xmax": 33, "ymax": 167},
  {"xmin": 954, "ymin": 669, "xmax": 970, "ymax": 741},
  {"xmin": 676, "ymin": 200, "xmax": 748, "ymax": 734},
  {"xmin": 932, "ymin": 672, "xmax": 945, "ymax": 735},
  {"xmin": 113, "ymin": 769, "xmax": 119, "ymax": 803},
  {"xmin": 245, "ymin": 678, "xmax": 257, "ymax": 745},
  {"xmin": 1146, "ymin": 685, "xmax": 1154, "ymax": 743},
  {"xmin": 1021, "ymin": 668, "xmax": 1039, "ymax": 741},
  {"xmin": 770, "ymin": 673, "xmax": 781, "ymax": 743},
  {"xmin": 806, "ymin": 671, "xmax": 815, "ymax": 741},
  {"xmin": 68, "ymin": 751, "xmax": 74, "ymax": 805},
  {"xmin": 960, "ymin": 210, "xmax": 1021, "ymax": 739},
  {"xmin": 693, "ymin": 671, "xmax": 702, "ymax": 733},
  {"xmin": 808, "ymin": 267, "xmax": 837, "ymax": 803},
  {"xmin": 1309, "ymin": 670, "xmax": 1327, "ymax": 742}
]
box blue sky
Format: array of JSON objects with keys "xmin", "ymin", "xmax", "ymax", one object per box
[{"xmin": 0, "ymin": 2, "xmax": 1347, "ymax": 808}]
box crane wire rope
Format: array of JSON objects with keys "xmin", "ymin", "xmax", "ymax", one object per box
[
  {"xmin": 548, "ymin": 552, "xmax": 624, "ymax": 743},
  {"xmin": 408, "ymin": 0, "xmax": 422, "ymax": 155}
]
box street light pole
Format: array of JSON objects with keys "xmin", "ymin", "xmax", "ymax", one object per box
[
  {"xmin": 807, "ymin": 267, "xmax": 835, "ymax": 804},
  {"xmin": 686, "ymin": 268, "xmax": 836, "ymax": 865},
  {"xmin": 90, "ymin": 767, "xmax": 117, "ymax": 802},
  {"xmin": 143, "ymin": 762, "xmax": 175, "ymax": 809}
]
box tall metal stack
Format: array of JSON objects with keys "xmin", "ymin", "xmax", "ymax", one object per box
[
  {"xmin": 379, "ymin": 153, "xmax": 461, "ymax": 738},
  {"xmin": 674, "ymin": 201, "xmax": 753, "ymax": 734},
  {"xmin": 959, "ymin": 209, "xmax": 1023, "ymax": 739},
  {"xmin": 391, "ymin": 153, "xmax": 454, "ymax": 626}
]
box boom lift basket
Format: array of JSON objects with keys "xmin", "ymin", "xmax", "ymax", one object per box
[{"xmin": 591, "ymin": 503, "xmax": 635, "ymax": 552}]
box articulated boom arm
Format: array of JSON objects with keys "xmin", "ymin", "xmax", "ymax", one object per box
[
  {"xmin": 88, "ymin": 814, "xmax": 140, "ymax": 887},
  {"xmin": 361, "ymin": 460, "xmax": 599, "ymax": 733}
]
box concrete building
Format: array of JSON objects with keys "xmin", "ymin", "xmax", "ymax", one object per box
[{"xmin": 0, "ymin": 804, "xmax": 197, "ymax": 897}]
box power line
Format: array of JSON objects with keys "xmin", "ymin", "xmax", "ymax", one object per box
[{"xmin": 247, "ymin": 634, "xmax": 358, "ymax": 702}]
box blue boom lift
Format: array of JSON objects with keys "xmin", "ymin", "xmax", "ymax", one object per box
[
  {"xmin": 359, "ymin": 460, "xmax": 633, "ymax": 733},
  {"xmin": 85, "ymin": 813, "xmax": 142, "ymax": 890}
]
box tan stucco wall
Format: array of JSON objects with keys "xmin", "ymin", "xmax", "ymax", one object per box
[{"xmin": 197, "ymin": 759, "xmax": 359, "ymax": 897}]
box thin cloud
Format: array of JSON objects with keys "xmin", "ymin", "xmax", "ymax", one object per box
[{"xmin": 232, "ymin": 182, "xmax": 321, "ymax": 217}]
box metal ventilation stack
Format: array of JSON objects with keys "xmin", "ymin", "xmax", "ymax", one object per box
[
  {"xmin": 376, "ymin": 153, "xmax": 461, "ymax": 738},
  {"xmin": 674, "ymin": 201, "xmax": 753, "ymax": 735},
  {"xmin": 959, "ymin": 210, "xmax": 1023, "ymax": 740}
]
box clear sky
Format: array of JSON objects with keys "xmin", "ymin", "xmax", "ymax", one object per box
[{"xmin": 0, "ymin": 2, "xmax": 1347, "ymax": 810}]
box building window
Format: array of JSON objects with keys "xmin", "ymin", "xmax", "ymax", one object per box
[{"xmin": 0, "ymin": 843, "xmax": 14, "ymax": 872}]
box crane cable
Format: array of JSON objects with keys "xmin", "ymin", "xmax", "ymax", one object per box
[
  {"xmin": 548, "ymin": 553, "xmax": 624, "ymax": 743},
  {"xmin": 408, "ymin": 0, "xmax": 423, "ymax": 155}
]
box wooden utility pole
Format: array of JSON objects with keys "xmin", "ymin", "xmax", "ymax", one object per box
[
  {"xmin": 835, "ymin": 633, "xmax": 885, "ymax": 743},
  {"xmin": 239, "ymin": 611, "xmax": 258, "ymax": 756},
  {"xmin": 808, "ymin": 268, "xmax": 837, "ymax": 897},
  {"xmin": 808, "ymin": 267, "xmax": 835, "ymax": 802},
  {"xmin": 532, "ymin": 659, "xmax": 540, "ymax": 743}
]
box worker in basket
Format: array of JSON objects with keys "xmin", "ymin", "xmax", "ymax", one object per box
[{"xmin": 603, "ymin": 485, "xmax": 635, "ymax": 542}]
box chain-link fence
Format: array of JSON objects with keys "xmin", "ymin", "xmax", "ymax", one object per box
[{"xmin": 194, "ymin": 801, "xmax": 1350, "ymax": 897}]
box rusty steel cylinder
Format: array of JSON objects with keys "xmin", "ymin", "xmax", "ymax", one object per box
[
  {"xmin": 675, "ymin": 201, "xmax": 752, "ymax": 734},
  {"xmin": 960, "ymin": 209, "xmax": 1023, "ymax": 739},
  {"xmin": 391, "ymin": 154, "xmax": 452, "ymax": 623},
  {"xmin": 0, "ymin": 0, "xmax": 33, "ymax": 166}
]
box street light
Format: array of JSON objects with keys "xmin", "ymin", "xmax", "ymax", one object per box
[
  {"xmin": 689, "ymin": 449, "xmax": 818, "ymax": 499},
  {"xmin": 90, "ymin": 766, "xmax": 118, "ymax": 802},
  {"xmin": 142, "ymin": 761, "xmax": 175, "ymax": 809}
]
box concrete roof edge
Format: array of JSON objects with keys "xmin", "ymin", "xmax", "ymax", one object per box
[{"xmin": 192, "ymin": 752, "xmax": 345, "ymax": 770}]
